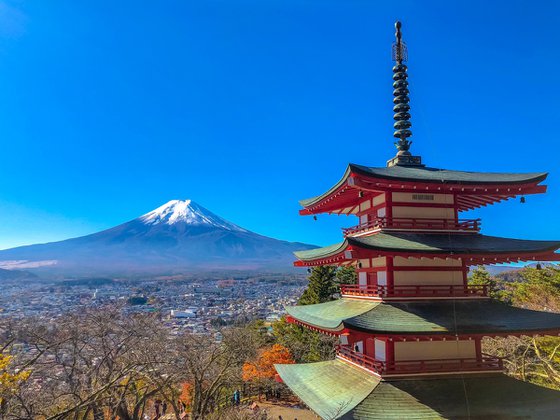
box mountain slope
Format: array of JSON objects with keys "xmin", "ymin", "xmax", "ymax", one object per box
[
  {"xmin": 0, "ymin": 268, "xmax": 38, "ymax": 281},
  {"xmin": 0, "ymin": 200, "xmax": 314, "ymax": 276}
]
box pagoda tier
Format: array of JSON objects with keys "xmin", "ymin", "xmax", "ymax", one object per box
[
  {"xmin": 285, "ymin": 299, "xmax": 560, "ymax": 377},
  {"xmin": 294, "ymin": 232, "xmax": 560, "ymax": 268},
  {"xmin": 285, "ymin": 299, "xmax": 560, "ymax": 337},
  {"xmin": 294, "ymin": 233, "xmax": 560, "ymax": 299},
  {"xmin": 275, "ymin": 360, "xmax": 560, "ymax": 419},
  {"xmin": 299, "ymin": 163, "xmax": 548, "ymax": 215}
]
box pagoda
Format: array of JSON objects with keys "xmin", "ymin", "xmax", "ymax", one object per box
[{"xmin": 275, "ymin": 22, "xmax": 560, "ymax": 419}]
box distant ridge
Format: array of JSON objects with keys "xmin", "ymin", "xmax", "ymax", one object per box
[
  {"xmin": 0, "ymin": 267, "xmax": 38, "ymax": 281},
  {"xmin": 484, "ymin": 263, "xmax": 559, "ymax": 276},
  {"xmin": 0, "ymin": 200, "xmax": 315, "ymax": 277}
]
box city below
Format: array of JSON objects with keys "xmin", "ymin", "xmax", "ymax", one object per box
[{"xmin": 0, "ymin": 273, "xmax": 307, "ymax": 335}]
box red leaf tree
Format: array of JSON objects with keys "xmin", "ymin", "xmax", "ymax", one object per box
[{"xmin": 242, "ymin": 344, "xmax": 295, "ymax": 382}]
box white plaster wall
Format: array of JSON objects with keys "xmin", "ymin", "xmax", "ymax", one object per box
[
  {"xmin": 371, "ymin": 257, "xmax": 386, "ymax": 267},
  {"xmin": 394, "ymin": 257, "xmax": 462, "ymax": 267},
  {"xmin": 393, "ymin": 270, "xmax": 464, "ymax": 285},
  {"xmin": 359, "ymin": 200, "xmax": 372, "ymax": 212},
  {"xmin": 359, "ymin": 259, "xmax": 371, "ymax": 269},
  {"xmin": 392, "ymin": 192, "xmax": 454, "ymax": 204},
  {"xmin": 394, "ymin": 340, "xmax": 476, "ymax": 361},
  {"xmin": 392, "ymin": 206, "xmax": 455, "ymax": 219},
  {"xmin": 373, "ymin": 194, "xmax": 386, "ymax": 206}
]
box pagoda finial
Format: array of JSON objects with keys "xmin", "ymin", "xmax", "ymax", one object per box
[{"xmin": 387, "ymin": 21, "xmax": 423, "ymax": 167}]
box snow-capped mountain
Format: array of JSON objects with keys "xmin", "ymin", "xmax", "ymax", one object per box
[
  {"xmin": 139, "ymin": 200, "xmax": 246, "ymax": 231},
  {"xmin": 0, "ymin": 200, "xmax": 314, "ymax": 277}
]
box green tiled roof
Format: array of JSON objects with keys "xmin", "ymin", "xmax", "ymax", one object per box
[
  {"xmin": 350, "ymin": 163, "xmax": 548, "ymax": 185},
  {"xmin": 358, "ymin": 373, "xmax": 560, "ymax": 419},
  {"xmin": 286, "ymin": 298, "xmax": 560, "ymax": 335},
  {"xmin": 277, "ymin": 359, "xmax": 560, "ymax": 419},
  {"xmin": 294, "ymin": 232, "xmax": 560, "ymax": 261},
  {"xmin": 294, "ymin": 241, "xmax": 346, "ymax": 260},
  {"xmin": 300, "ymin": 163, "xmax": 548, "ymax": 208},
  {"xmin": 274, "ymin": 360, "xmax": 380, "ymax": 419},
  {"xmin": 286, "ymin": 299, "xmax": 378, "ymax": 331},
  {"xmin": 347, "ymin": 300, "xmax": 560, "ymax": 334}
]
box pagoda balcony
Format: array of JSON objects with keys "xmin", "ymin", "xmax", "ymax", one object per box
[
  {"xmin": 336, "ymin": 346, "xmax": 503, "ymax": 376},
  {"xmin": 342, "ymin": 217, "xmax": 481, "ymax": 236},
  {"xmin": 339, "ymin": 284, "xmax": 488, "ymax": 299}
]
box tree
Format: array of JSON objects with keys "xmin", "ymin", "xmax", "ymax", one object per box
[
  {"xmin": 179, "ymin": 383, "xmax": 193, "ymax": 411},
  {"xmin": 482, "ymin": 267, "xmax": 560, "ymax": 390},
  {"xmin": 468, "ymin": 265, "xmax": 504, "ymax": 300},
  {"xmin": 273, "ymin": 266, "xmax": 347, "ymax": 363},
  {"xmin": 510, "ymin": 267, "xmax": 560, "ymax": 312},
  {"xmin": 336, "ymin": 265, "xmax": 357, "ymax": 286},
  {"xmin": 0, "ymin": 352, "xmax": 30, "ymax": 418},
  {"xmin": 0, "ymin": 309, "xmax": 257, "ymax": 420},
  {"xmin": 298, "ymin": 266, "xmax": 338, "ymax": 305},
  {"xmin": 178, "ymin": 329, "xmax": 257, "ymax": 419},
  {"xmin": 272, "ymin": 317, "xmax": 336, "ymax": 363},
  {"xmin": 242, "ymin": 344, "xmax": 294, "ymax": 382}
]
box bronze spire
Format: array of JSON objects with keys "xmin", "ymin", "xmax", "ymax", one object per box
[{"xmin": 387, "ymin": 21, "xmax": 423, "ymax": 167}]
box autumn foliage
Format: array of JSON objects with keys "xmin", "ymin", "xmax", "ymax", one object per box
[
  {"xmin": 242, "ymin": 344, "xmax": 295, "ymax": 381},
  {"xmin": 179, "ymin": 382, "xmax": 193, "ymax": 407},
  {"xmin": 0, "ymin": 353, "xmax": 30, "ymax": 403}
]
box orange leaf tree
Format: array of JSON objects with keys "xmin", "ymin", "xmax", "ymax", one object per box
[
  {"xmin": 179, "ymin": 382, "xmax": 193, "ymax": 408},
  {"xmin": 242, "ymin": 344, "xmax": 294, "ymax": 382}
]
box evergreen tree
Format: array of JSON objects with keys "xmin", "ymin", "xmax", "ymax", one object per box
[
  {"xmin": 298, "ymin": 266, "xmax": 338, "ymax": 305},
  {"xmin": 272, "ymin": 317, "xmax": 336, "ymax": 363},
  {"xmin": 482, "ymin": 267, "xmax": 560, "ymax": 389},
  {"xmin": 336, "ymin": 265, "xmax": 357, "ymax": 285},
  {"xmin": 468, "ymin": 265, "xmax": 503, "ymax": 300},
  {"xmin": 272, "ymin": 266, "xmax": 356, "ymax": 363},
  {"xmin": 511, "ymin": 267, "xmax": 560, "ymax": 312}
]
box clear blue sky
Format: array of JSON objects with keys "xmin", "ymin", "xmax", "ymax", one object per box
[{"xmin": 0, "ymin": 0, "xmax": 559, "ymax": 250}]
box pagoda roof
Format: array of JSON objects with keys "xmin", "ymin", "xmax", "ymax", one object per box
[
  {"xmin": 300, "ymin": 164, "xmax": 548, "ymax": 213},
  {"xmin": 276, "ymin": 359, "xmax": 560, "ymax": 419},
  {"xmin": 286, "ymin": 299, "xmax": 375, "ymax": 332},
  {"xmin": 286, "ymin": 298, "xmax": 560, "ymax": 336},
  {"xmin": 351, "ymin": 163, "xmax": 547, "ymax": 186},
  {"xmin": 275, "ymin": 360, "xmax": 380, "ymax": 419},
  {"xmin": 294, "ymin": 232, "xmax": 560, "ymax": 265}
]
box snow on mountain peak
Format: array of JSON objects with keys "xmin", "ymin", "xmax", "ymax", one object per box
[{"xmin": 139, "ymin": 200, "xmax": 246, "ymax": 231}]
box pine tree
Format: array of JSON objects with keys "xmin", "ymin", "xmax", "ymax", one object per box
[
  {"xmin": 469, "ymin": 265, "xmax": 502, "ymax": 300},
  {"xmin": 272, "ymin": 317, "xmax": 336, "ymax": 363},
  {"xmin": 298, "ymin": 266, "xmax": 338, "ymax": 305},
  {"xmin": 336, "ymin": 265, "xmax": 357, "ymax": 285}
]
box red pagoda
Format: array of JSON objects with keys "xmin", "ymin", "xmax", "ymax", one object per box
[{"xmin": 275, "ymin": 22, "xmax": 560, "ymax": 419}]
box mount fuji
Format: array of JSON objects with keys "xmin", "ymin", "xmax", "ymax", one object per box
[{"xmin": 0, "ymin": 200, "xmax": 315, "ymax": 277}]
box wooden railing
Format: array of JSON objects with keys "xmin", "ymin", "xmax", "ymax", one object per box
[
  {"xmin": 336, "ymin": 345, "xmax": 385, "ymax": 373},
  {"xmin": 337, "ymin": 346, "xmax": 503, "ymax": 375},
  {"xmin": 339, "ymin": 284, "xmax": 488, "ymax": 298},
  {"xmin": 342, "ymin": 217, "xmax": 481, "ymax": 236}
]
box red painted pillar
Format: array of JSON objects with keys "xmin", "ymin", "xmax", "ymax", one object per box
[
  {"xmin": 387, "ymin": 256, "xmax": 394, "ymax": 290},
  {"xmin": 386, "ymin": 191, "xmax": 393, "ymax": 220},
  {"xmin": 386, "ymin": 339, "xmax": 395, "ymax": 363},
  {"xmin": 475, "ymin": 338, "xmax": 482, "ymax": 359},
  {"xmin": 453, "ymin": 193, "xmax": 458, "ymax": 223}
]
